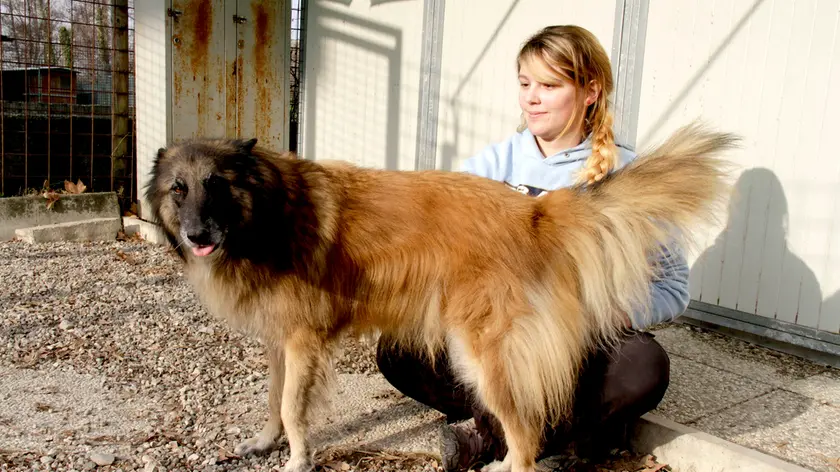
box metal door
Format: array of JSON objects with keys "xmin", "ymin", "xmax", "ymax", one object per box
[{"xmin": 169, "ymin": 0, "xmax": 289, "ymax": 151}]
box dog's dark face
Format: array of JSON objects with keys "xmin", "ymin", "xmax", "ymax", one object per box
[{"xmin": 147, "ymin": 137, "xmax": 260, "ymax": 259}]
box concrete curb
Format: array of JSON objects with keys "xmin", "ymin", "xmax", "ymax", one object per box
[
  {"xmin": 630, "ymin": 413, "xmax": 812, "ymax": 472},
  {"xmin": 122, "ymin": 216, "xmax": 169, "ymax": 245},
  {"xmin": 15, "ymin": 217, "xmax": 123, "ymax": 243},
  {"xmin": 0, "ymin": 192, "xmax": 121, "ymax": 241}
]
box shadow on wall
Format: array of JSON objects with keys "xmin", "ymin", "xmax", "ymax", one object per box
[
  {"xmin": 638, "ymin": 0, "xmax": 768, "ymax": 147},
  {"xmin": 691, "ymin": 167, "xmax": 822, "ymax": 327},
  {"xmin": 302, "ymin": 4, "xmax": 403, "ymax": 170},
  {"xmin": 818, "ymin": 291, "xmax": 840, "ymax": 334},
  {"xmin": 437, "ymin": 0, "xmax": 521, "ymax": 172}
]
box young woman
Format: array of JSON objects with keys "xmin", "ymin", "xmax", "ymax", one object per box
[{"xmin": 376, "ymin": 25, "xmax": 688, "ymax": 471}]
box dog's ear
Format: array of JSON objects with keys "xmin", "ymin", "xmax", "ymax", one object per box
[
  {"xmin": 155, "ymin": 147, "xmax": 167, "ymax": 163},
  {"xmin": 238, "ymin": 138, "xmax": 258, "ymax": 154}
]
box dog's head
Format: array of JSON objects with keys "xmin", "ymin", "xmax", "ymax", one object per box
[{"xmin": 146, "ymin": 137, "xmax": 262, "ymax": 259}]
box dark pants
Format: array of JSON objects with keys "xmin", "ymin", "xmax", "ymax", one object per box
[{"xmin": 376, "ymin": 331, "xmax": 670, "ymax": 460}]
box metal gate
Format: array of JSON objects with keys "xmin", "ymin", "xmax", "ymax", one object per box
[{"xmin": 0, "ymin": 0, "xmax": 136, "ymax": 210}]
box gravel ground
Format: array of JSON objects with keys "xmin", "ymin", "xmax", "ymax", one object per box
[{"xmin": 0, "ymin": 238, "xmax": 668, "ymax": 472}]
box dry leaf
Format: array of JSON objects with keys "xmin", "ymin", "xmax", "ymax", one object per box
[
  {"xmin": 216, "ymin": 448, "xmax": 239, "ymax": 463},
  {"xmin": 64, "ymin": 179, "xmax": 87, "ymax": 194},
  {"xmin": 43, "ymin": 190, "xmax": 61, "ymax": 210},
  {"xmin": 323, "ymin": 461, "xmax": 351, "ymax": 471},
  {"xmin": 126, "ymin": 202, "xmax": 139, "ymax": 217},
  {"xmin": 115, "ymin": 250, "xmax": 137, "ymax": 265},
  {"xmin": 817, "ymin": 454, "xmax": 840, "ymax": 471}
]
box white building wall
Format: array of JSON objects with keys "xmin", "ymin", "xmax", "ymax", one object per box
[
  {"xmin": 300, "ymin": 0, "xmax": 618, "ymax": 171},
  {"xmin": 636, "ymin": 0, "xmax": 840, "ymax": 333}
]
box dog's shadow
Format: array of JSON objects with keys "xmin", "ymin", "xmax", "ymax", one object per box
[{"xmin": 309, "ymin": 391, "xmax": 445, "ymax": 452}]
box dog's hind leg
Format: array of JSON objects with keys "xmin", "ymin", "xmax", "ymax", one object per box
[
  {"xmin": 279, "ymin": 330, "xmax": 335, "ymax": 472},
  {"xmin": 476, "ymin": 369, "xmax": 543, "ymax": 472},
  {"xmin": 448, "ymin": 333, "xmax": 554, "ymax": 472},
  {"xmin": 235, "ymin": 342, "xmax": 285, "ymax": 456}
]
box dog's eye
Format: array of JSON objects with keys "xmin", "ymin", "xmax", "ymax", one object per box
[
  {"xmin": 205, "ymin": 173, "xmax": 227, "ymax": 191},
  {"xmin": 171, "ymin": 180, "xmax": 187, "ymax": 195}
]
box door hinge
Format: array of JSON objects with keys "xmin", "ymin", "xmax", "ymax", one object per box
[
  {"xmin": 167, "ymin": 8, "xmax": 183, "ymax": 19},
  {"xmin": 233, "ymin": 14, "xmax": 247, "ymax": 24}
]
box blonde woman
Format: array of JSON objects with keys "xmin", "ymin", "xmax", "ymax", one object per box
[{"xmin": 377, "ymin": 25, "xmax": 686, "ymax": 471}]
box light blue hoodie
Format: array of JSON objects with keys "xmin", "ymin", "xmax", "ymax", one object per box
[{"xmin": 461, "ymin": 129, "xmax": 690, "ymax": 330}]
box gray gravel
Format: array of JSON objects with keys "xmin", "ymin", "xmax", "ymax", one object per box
[
  {"xmin": 0, "ymin": 238, "xmax": 662, "ymax": 472},
  {"xmin": 0, "ymin": 238, "xmax": 415, "ymax": 472}
]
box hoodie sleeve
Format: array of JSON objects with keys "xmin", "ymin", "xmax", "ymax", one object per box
[
  {"xmin": 629, "ymin": 244, "xmax": 691, "ymax": 330},
  {"xmin": 460, "ymin": 142, "xmax": 508, "ymax": 181}
]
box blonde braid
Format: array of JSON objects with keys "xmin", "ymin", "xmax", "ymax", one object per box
[{"xmin": 579, "ymin": 103, "xmax": 618, "ymax": 185}]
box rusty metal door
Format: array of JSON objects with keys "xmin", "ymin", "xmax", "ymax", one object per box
[
  {"xmin": 169, "ymin": 0, "xmax": 289, "ymax": 151},
  {"xmin": 232, "ymin": 0, "xmax": 290, "ymax": 151},
  {"xmin": 170, "ymin": 0, "xmax": 229, "ymax": 139}
]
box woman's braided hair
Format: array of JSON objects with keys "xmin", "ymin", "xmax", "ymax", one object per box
[{"xmin": 517, "ymin": 25, "xmax": 617, "ymax": 185}]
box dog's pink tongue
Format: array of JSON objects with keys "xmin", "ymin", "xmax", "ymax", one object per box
[{"xmin": 191, "ymin": 245, "xmax": 215, "ymax": 257}]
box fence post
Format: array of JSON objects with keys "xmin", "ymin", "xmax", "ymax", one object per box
[{"xmin": 111, "ymin": 0, "xmax": 130, "ymax": 203}]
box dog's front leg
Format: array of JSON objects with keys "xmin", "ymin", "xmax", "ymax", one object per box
[
  {"xmin": 280, "ymin": 330, "xmax": 333, "ymax": 472},
  {"xmin": 235, "ymin": 342, "xmax": 285, "ymax": 455}
]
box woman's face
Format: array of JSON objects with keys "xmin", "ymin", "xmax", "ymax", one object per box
[{"xmin": 518, "ymin": 58, "xmax": 586, "ymax": 142}]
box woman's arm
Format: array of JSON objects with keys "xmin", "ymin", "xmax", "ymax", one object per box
[{"xmin": 628, "ymin": 245, "xmax": 691, "ymax": 330}]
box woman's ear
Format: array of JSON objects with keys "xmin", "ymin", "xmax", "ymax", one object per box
[{"xmin": 584, "ymin": 80, "xmax": 601, "ymax": 106}]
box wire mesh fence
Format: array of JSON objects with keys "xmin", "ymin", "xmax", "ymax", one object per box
[
  {"xmin": 289, "ymin": 0, "xmax": 305, "ymax": 155},
  {"xmin": 0, "ymin": 0, "xmax": 135, "ymax": 211}
]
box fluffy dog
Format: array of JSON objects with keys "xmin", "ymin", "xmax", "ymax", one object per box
[{"xmin": 146, "ymin": 123, "xmax": 736, "ymax": 472}]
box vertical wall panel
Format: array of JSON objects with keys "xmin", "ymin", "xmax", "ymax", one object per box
[
  {"xmin": 235, "ymin": 0, "xmax": 290, "ymax": 151},
  {"xmin": 168, "ymin": 0, "xmax": 289, "ymax": 150},
  {"xmin": 135, "ymin": 0, "xmax": 169, "ymax": 218},
  {"xmin": 300, "ymin": 0, "xmax": 424, "ymax": 170},
  {"xmin": 170, "ymin": 0, "xmax": 229, "ymax": 138},
  {"xmin": 637, "ymin": 0, "xmax": 840, "ymax": 333}
]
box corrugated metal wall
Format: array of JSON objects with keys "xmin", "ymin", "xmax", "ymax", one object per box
[{"xmin": 636, "ymin": 0, "xmax": 840, "ymax": 334}]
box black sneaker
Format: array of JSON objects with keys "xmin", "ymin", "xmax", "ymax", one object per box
[{"xmin": 439, "ymin": 419, "xmax": 495, "ymax": 471}]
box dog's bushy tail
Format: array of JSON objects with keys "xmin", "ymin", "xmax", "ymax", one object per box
[
  {"xmin": 555, "ymin": 123, "xmax": 738, "ymax": 342},
  {"xmin": 480, "ymin": 123, "xmax": 739, "ymax": 438}
]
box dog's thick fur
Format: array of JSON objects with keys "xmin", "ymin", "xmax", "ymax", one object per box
[{"xmin": 146, "ymin": 123, "xmax": 736, "ymax": 472}]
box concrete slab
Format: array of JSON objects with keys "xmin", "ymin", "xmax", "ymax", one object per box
[
  {"xmin": 311, "ymin": 373, "xmax": 446, "ymax": 454},
  {"xmin": 654, "ymin": 354, "xmax": 775, "ymax": 424},
  {"xmin": 14, "ymin": 218, "xmax": 123, "ymax": 244},
  {"xmin": 654, "ymin": 325, "xmax": 828, "ymax": 387},
  {"xmin": 691, "ymin": 389, "xmax": 840, "ymax": 472},
  {"xmin": 787, "ymin": 370, "xmax": 840, "ymax": 406}
]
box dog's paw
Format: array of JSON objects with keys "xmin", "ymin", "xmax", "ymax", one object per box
[
  {"xmin": 234, "ymin": 434, "xmax": 276, "ymax": 456},
  {"xmin": 282, "ymin": 455, "xmax": 315, "ymax": 472},
  {"xmin": 481, "ymin": 459, "xmax": 511, "ymax": 472}
]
